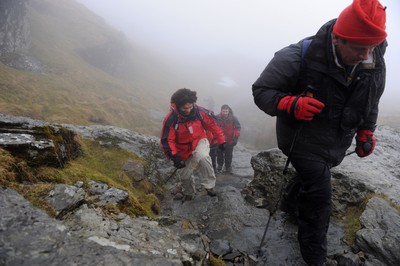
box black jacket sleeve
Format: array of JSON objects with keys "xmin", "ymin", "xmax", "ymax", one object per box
[{"xmin": 252, "ymin": 42, "xmax": 303, "ymax": 117}]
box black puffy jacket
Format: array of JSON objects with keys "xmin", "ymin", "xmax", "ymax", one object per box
[{"xmin": 252, "ymin": 19, "xmax": 387, "ymax": 166}]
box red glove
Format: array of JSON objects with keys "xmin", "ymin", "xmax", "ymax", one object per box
[
  {"xmin": 278, "ymin": 95, "xmax": 325, "ymax": 121},
  {"xmin": 355, "ymin": 129, "xmax": 376, "ymax": 157}
]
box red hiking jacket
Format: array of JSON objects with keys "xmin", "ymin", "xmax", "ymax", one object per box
[
  {"xmin": 217, "ymin": 114, "xmax": 241, "ymax": 145},
  {"xmin": 160, "ymin": 104, "xmax": 225, "ymax": 160}
]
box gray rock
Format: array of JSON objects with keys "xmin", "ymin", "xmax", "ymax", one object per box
[
  {"xmin": 0, "ymin": 186, "xmax": 182, "ymax": 266},
  {"xmin": 122, "ymin": 160, "xmax": 145, "ymax": 181},
  {"xmin": 46, "ymin": 184, "xmax": 85, "ymax": 217},
  {"xmin": 0, "ymin": 115, "xmax": 82, "ymax": 167},
  {"xmin": 355, "ymin": 197, "xmax": 400, "ymax": 266},
  {"xmin": 335, "ymin": 126, "xmax": 400, "ymax": 206},
  {"xmin": 210, "ymin": 239, "xmax": 232, "ymax": 256},
  {"xmin": 88, "ymin": 180, "xmax": 109, "ymax": 194},
  {"xmin": 88, "ymin": 181, "xmax": 128, "ymax": 205},
  {"xmin": 2, "ymin": 114, "xmax": 400, "ymax": 266},
  {"xmin": 0, "ymin": 0, "xmax": 44, "ymax": 72}
]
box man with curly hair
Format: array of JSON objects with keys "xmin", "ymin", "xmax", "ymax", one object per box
[{"xmin": 160, "ymin": 88, "xmax": 226, "ymax": 200}]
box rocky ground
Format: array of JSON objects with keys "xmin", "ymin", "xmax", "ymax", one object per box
[{"xmin": 1, "ymin": 114, "xmax": 399, "ymax": 266}]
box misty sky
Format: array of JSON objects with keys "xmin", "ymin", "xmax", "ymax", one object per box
[{"xmin": 77, "ymin": 0, "xmax": 399, "ymax": 113}]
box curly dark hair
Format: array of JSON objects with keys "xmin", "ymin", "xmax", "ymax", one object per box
[{"xmin": 171, "ymin": 88, "xmax": 197, "ymax": 108}]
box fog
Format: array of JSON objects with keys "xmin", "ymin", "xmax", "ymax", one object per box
[{"xmin": 77, "ymin": 0, "xmax": 399, "ymax": 147}]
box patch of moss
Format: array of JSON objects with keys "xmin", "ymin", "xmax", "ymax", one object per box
[
  {"xmin": 343, "ymin": 192, "xmax": 400, "ymax": 245},
  {"xmin": 343, "ymin": 205, "xmax": 363, "ymax": 246},
  {"xmin": 181, "ymin": 219, "xmax": 194, "ymax": 230},
  {"xmin": 0, "ymin": 148, "xmax": 41, "ymax": 184},
  {"xmin": 8, "ymin": 183, "xmax": 56, "ymax": 217},
  {"xmin": 0, "ymin": 148, "xmax": 18, "ymax": 184},
  {"xmin": 1, "ymin": 137, "xmax": 161, "ymax": 218},
  {"xmin": 209, "ymin": 253, "xmax": 225, "ymax": 266},
  {"xmin": 36, "ymin": 125, "xmax": 83, "ymax": 166}
]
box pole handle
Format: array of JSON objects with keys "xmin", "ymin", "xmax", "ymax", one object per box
[{"xmin": 305, "ymin": 85, "xmax": 316, "ymax": 98}]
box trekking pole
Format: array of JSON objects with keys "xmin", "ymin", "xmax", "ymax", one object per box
[
  {"xmin": 259, "ymin": 86, "xmax": 317, "ymax": 259},
  {"xmin": 283, "ymin": 85, "xmax": 316, "ymax": 175},
  {"xmin": 345, "ymin": 150, "xmax": 356, "ymax": 156},
  {"xmin": 282, "ymin": 127, "xmax": 301, "ymax": 175},
  {"xmin": 257, "ymin": 175, "xmax": 286, "ymax": 258},
  {"xmin": 165, "ymin": 167, "xmax": 178, "ymax": 183}
]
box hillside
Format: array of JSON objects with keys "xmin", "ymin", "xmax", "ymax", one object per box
[
  {"xmin": 1, "ymin": 0, "xmax": 397, "ymax": 151},
  {"xmin": 0, "ymin": 0, "xmax": 174, "ymax": 136},
  {"xmin": 0, "ymin": 0, "xmax": 280, "ymax": 150}
]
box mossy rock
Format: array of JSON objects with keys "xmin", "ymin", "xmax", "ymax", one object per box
[{"xmin": 0, "ymin": 124, "xmax": 82, "ymax": 167}]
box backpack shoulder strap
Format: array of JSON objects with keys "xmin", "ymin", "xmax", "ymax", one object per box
[
  {"xmin": 294, "ymin": 37, "xmax": 313, "ymax": 94},
  {"xmin": 169, "ymin": 106, "xmax": 179, "ymax": 130},
  {"xmin": 196, "ymin": 106, "xmax": 210, "ymax": 130},
  {"xmin": 172, "ymin": 105, "xmax": 209, "ymax": 131},
  {"xmin": 301, "ymin": 38, "xmax": 312, "ymax": 67},
  {"xmin": 197, "ymin": 105, "xmax": 222, "ymax": 131}
]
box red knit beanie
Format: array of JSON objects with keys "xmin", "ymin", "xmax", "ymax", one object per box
[{"xmin": 333, "ymin": 0, "xmax": 387, "ymax": 45}]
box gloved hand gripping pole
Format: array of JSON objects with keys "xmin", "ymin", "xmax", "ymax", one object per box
[{"xmin": 283, "ymin": 85, "xmax": 316, "ymax": 174}]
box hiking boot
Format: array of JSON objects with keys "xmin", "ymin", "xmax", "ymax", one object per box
[
  {"xmin": 173, "ymin": 192, "xmax": 184, "ymax": 200},
  {"xmin": 206, "ymin": 188, "xmax": 217, "ymax": 197},
  {"xmin": 182, "ymin": 194, "xmax": 194, "ymax": 202},
  {"xmin": 225, "ymin": 167, "xmax": 233, "ymax": 174}
]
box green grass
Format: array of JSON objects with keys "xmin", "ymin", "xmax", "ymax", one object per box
[
  {"xmin": 0, "ymin": 137, "xmax": 161, "ymax": 218},
  {"xmin": 342, "ymin": 193, "xmax": 400, "ymax": 246},
  {"xmin": 0, "ymin": 0, "xmax": 164, "ymax": 137},
  {"xmin": 0, "ymin": 0, "xmax": 174, "ymax": 219}
]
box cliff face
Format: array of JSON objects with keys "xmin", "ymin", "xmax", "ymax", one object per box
[
  {"xmin": 0, "ymin": 0, "xmax": 43, "ymax": 72},
  {"xmin": 0, "ymin": 0, "xmax": 143, "ymax": 78},
  {"xmin": 0, "ymin": 0, "xmax": 30, "ymax": 55}
]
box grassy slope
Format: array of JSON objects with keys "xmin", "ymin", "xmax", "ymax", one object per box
[
  {"xmin": 0, "ymin": 0, "xmax": 166, "ymax": 136},
  {"xmin": 0, "ymin": 0, "xmax": 278, "ymax": 149},
  {"xmin": 0, "ymin": 0, "xmax": 167, "ymax": 218},
  {"xmin": 1, "ymin": 0, "xmax": 397, "ymax": 151},
  {"xmin": 0, "ymin": 138, "xmax": 160, "ymax": 218}
]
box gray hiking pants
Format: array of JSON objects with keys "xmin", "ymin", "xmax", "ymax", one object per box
[{"xmin": 180, "ymin": 138, "xmax": 216, "ymax": 195}]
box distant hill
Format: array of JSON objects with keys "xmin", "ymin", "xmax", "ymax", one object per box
[
  {"xmin": 0, "ymin": 0, "xmax": 178, "ymax": 136},
  {"xmin": 0, "ymin": 0, "xmax": 279, "ymax": 149},
  {"xmin": 5, "ymin": 0, "xmax": 396, "ymax": 151}
]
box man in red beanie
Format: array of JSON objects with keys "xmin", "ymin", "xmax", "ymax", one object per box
[{"xmin": 252, "ymin": 0, "xmax": 387, "ymax": 265}]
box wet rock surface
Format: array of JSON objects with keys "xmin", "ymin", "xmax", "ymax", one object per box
[
  {"xmin": 1, "ymin": 114, "xmax": 400, "ymax": 266},
  {"xmin": 0, "ymin": 115, "xmax": 82, "ymax": 167}
]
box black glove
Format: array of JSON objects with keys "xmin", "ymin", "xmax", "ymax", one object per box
[
  {"xmin": 219, "ymin": 142, "xmax": 226, "ymax": 151},
  {"xmin": 232, "ymin": 136, "xmax": 238, "ymax": 146},
  {"xmin": 172, "ymin": 155, "xmax": 185, "ymax": 169}
]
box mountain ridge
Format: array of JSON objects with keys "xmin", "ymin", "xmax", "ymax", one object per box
[
  {"xmin": 1, "ymin": 0, "xmax": 174, "ymax": 137},
  {"xmin": 1, "ymin": 0, "xmax": 398, "ymax": 150}
]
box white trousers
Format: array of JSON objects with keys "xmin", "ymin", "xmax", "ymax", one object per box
[{"xmin": 180, "ymin": 138, "xmax": 216, "ymax": 195}]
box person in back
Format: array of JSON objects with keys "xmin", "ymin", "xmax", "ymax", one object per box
[
  {"xmin": 160, "ymin": 88, "xmax": 226, "ymax": 200},
  {"xmin": 216, "ymin": 104, "xmax": 241, "ymax": 174}
]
